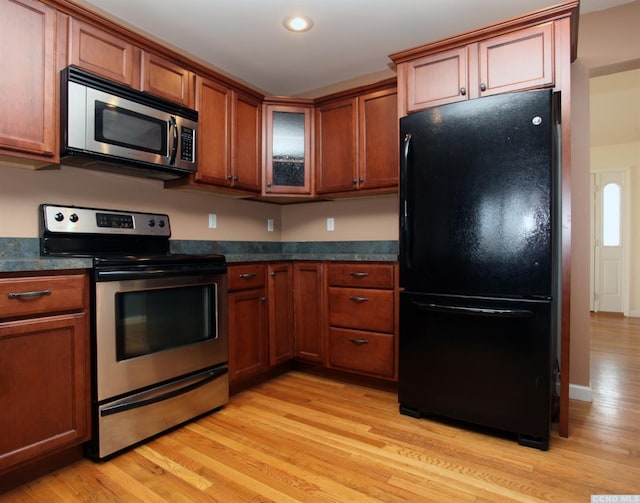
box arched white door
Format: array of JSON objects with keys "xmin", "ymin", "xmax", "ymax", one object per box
[{"xmin": 592, "ymin": 169, "xmax": 629, "ymax": 314}]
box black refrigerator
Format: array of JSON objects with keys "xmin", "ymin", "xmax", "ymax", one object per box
[{"xmin": 398, "ymin": 89, "xmax": 560, "ymax": 450}]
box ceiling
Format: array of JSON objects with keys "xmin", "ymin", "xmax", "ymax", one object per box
[{"xmin": 75, "ymin": 0, "xmax": 634, "ymax": 97}]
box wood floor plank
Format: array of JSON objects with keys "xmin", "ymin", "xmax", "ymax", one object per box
[{"xmin": 1, "ymin": 312, "xmax": 639, "ymax": 502}]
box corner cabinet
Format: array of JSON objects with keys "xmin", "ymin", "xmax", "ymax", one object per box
[
  {"xmin": 389, "ymin": 0, "xmax": 578, "ymax": 438},
  {"xmin": 0, "ymin": 272, "xmax": 90, "ymax": 476},
  {"xmin": 315, "ymin": 80, "xmax": 398, "ymax": 196},
  {"xmin": 0, "ymin": 0, "xmax": 57, "ymax": 165},
  {"xmin": 263, "ymin": 99, "xmax": 314, "ymax": 198}
]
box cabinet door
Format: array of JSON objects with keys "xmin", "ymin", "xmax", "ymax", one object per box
[
  {"xmin": 195, "ymin": 76, "xmax": 232, "ymax": 185},
  {"xmin": 0, "ymin": 0, "xmax": 56, "ymax": 158},
  {"xmin": 293, "ymin": 263, "xmax": 325, "ymax": 363},
  {"xmin": 405, "ymin": 47, "xmax": 468, "ymax": 112},
  {"xmin": 141, "ymin": 51, "xmax": 194, "ymax": 107},
  {"xmin": 232, "ymin": 92, "xmax": 262, "ymax": 192},
  {"xmin": 315, "ymin": 98, "xmax": 358, "ymax": 194},
  {"xmin": 68, "ymin": 18, "xmax": 139, "ymax": 87},
  {"xmin": 0, "ymin": 314, "xmax": 89, "ymax": 473},
  {"xmin": 478, "ymin": 23, "xmax": 554, "ymax": 97},
  {"xmin": 358, "ymin": 88, "xmax": 398, "ymax": 190},
  {"xmin": 264, "ymin": 105, "xmax": 312, "ymax": 195},
  {"xmin": 228, "ymin": 289, "xmax": 268, "ymax": 383},
  {"xmin": 268, "ymin": 263, "xmax": 294, "ymax": 365}
]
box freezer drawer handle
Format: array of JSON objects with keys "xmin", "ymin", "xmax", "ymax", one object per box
[
  {"xmin": 100, "ymin": 367, "xmax": 228, "ymax": 417},
  {"xmin": 349, "ymin": 296, "xmax": 369, "ymax": 303},
  {"xmin": 414, "ymin": 302, "xmax": 533, "ymax": 319},
  {"xmin": 348, "ymin": 338, "xmax": 369, "ymax": 345},
  {"xmin": 349, "ymin": 272, "xmax": 369, "ymax": 278}
]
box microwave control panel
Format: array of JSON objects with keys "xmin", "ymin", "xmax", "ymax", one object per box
[{"xmin": 181, "ymin": 127, "xmax": 195, "ymax": 163}]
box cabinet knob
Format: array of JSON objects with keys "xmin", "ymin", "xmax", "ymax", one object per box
[
  {"xmin": 460, "ymin": 87, "xmax": 466, "ymax": 96},
  {"xmin": 479, "ymin": 83, "xmax": 487, "ymax": 92},
  {"xmin": 260, "ymin": 297, "xmax": 267, "ymax": 302},
  {"xmin": 352, "ymin": 178, "xmax": 357, "ymax": 184},
  {"xmin": 359, "ymin": 177, "xmax": 364, "ymax": 183},
  {"xmin": 266, "ymin": 181, "xmax": 272, "ymax": 188},
  {"xmin": 233, "ymin": 175, "xmax": 239, "ymax": 181},
  {"xmin": 227, "ymin": 175, "xmax": 233, "ymax": 181},
  {"xmin": 270, "ymin": 271, "xmax": 276, "ymax": 276}
]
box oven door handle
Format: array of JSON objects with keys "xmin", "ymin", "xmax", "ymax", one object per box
[
  {"xmin": 100, "ymin": 366, "xmax": 228, "ymax": 417},
  {"xmin": 95, "ymin": 266, "xmax": 224, "ymax": 281}
]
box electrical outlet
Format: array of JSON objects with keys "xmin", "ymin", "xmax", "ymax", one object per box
[
  {"xmin": 208, "ymin": 213, "xmax": 217, "ymax": 229},
  {"xmin": 327, "ymin": 217, "xmax": 335, "ymax": 231},
  {"xmin": 267, "ymin": 218, "xmax": 274, "ymax": 232}
]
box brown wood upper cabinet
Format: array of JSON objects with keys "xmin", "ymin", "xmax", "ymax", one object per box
[
  {"xmin": 393, "ymin": 22, "xmax": 554, "ymax": 114},
  {"xmin": 263, "ymin": 100, "xmax": 314, "ymax": 197},
  {"xmin": 194, "ymin": 76, "xmax": 262, "ymax": 193},
  {"xmin": 68, "ymin": 19, "xmax": 194, "ymax": 107},
  {"xmin": 0, "ymin": 0, "xmax": 57, "ymax": 164},
  {"xmin": 315, "ymin": 80, "xmax": 398, "ymax": 196},
  {"xmin": 140, "ymin": 51, "xmax": 194, "ymax": 107}
]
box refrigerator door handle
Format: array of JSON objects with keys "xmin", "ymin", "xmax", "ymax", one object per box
[
  {"xmin": 400, "ymin": 133, "xmax": 412, "ymax": 271},
  {"xmin": 413, "ymin": 301, "xmax": 533, "ymax": 319}
]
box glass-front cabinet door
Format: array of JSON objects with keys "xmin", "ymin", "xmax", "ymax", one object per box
[{"xmin": 264, "ymin": 101, "xmax": 313, "ymax": 196}]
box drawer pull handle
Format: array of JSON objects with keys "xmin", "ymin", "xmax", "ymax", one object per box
[
  {"xmin": 349, "ymin": 272, "xmax": 369, "ymax": 278},
  {"xmin": 348, "ymin": 338, "xmax": 369, "ymax": 345},
  {"xmin": 239, "ymin": 273, "xmax": 257, "ymax": 279},
  {"xmin": 349, "ymin": 296, "xmax": 369, "ymax": 303},
  {"xmin": 8, "ymin": 289, "xmax": 52, "ymax": 299}
]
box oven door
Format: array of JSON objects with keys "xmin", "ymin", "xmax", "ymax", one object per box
[{"xmin": 95, "ymin": 273, "xmax": 228, "ymax": 402}]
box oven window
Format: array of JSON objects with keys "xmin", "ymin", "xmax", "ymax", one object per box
[
  {"xmin": 95, "ymin": 101, "xmax": 167, "ymax": 155},
  {"xmin": 115, "ymin": 284, "xmax": 216, "ymax": 361}
]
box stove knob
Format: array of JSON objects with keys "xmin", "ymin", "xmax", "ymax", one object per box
[
  {"xmin": 69, "ymin": 213, "xmax": 79, "ymax": 223},
  {"xmin": 158, "ymin": 219, "xmax": 165, "ymax": 228},
  {"xmin": 54, "ymin": 212, "xmax": 64, "ymax": 222},
  {"xmin": 148, "ymin": 219, "xmax": 155, "ymax": 227}
]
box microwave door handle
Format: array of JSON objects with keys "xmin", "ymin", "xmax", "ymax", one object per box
[{"xmin": 168, "ymin": 116, "xmax": 178, "ymax": 165}]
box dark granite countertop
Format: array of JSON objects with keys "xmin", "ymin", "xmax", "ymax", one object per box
[{"xmin": 0, "ymin": 238, "xmax": 398, "ymax": 273}]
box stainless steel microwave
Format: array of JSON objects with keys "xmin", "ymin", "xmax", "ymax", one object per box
[{"xmin": 61, "ymin": 66, "xmax": 198, "ymax": 180}]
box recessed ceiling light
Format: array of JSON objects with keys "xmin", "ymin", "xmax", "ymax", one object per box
[{"xmin": 283, "ymin": 16, "xmax": 313, "ymax": 33}]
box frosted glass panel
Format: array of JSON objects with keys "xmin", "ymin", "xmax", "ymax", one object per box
[
  {"xmin": 272, "ymin": 111, "xmax": 305, "ymax": 187},
  {"xmin": 603, "ymin": 182, "xmax": 621, "ymax": 246}
]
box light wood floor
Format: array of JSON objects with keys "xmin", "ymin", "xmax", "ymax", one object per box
[{"xmin": 2, "ymin": 313, "xmax": 639, "ymax": 502}]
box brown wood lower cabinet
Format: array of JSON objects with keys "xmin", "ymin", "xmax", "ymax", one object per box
[
  {"xmin": 0, "ymin": 272, "xmax": 90, "ymax": 478},
  {"xmin": 326, "ymin": 262, "xmax": 398, "ymax": 381},
  {"xmin": 227, "ymin": 261, "xmax": 397, "ymax": 389},
  {"xmin": 293, "ymin": 262, "xmax": 325, "ymax": 364},
  {"xmin": 227, "ymin": 264, "xmax": 268, "ymax": 385}
]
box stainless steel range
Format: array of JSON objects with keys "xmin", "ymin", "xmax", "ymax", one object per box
[{"xmin": 40, "ymin": 204, "xmax": 228, "ymax": 459}]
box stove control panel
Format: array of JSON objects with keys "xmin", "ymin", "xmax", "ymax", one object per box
[{"xmin": 41, "ymin": 204, "xmax": 171, "ymax": 237}]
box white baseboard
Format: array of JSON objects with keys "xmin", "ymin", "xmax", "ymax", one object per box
[
  {"xmin": 629, "ymin": 310, "xmax": 640, "ymax": 318},
  {"xmin": 569, "ymin": 383, "xmax": 593, "ymax": 402},
  {"xmin": 556, "ymin": 382, "xmax": 593, "ymax": 402}
]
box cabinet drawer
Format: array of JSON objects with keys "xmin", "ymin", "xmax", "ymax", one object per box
[
  {"xmin": 327, "ymin": 263, "xmax": 394, "ymax": 289},
  {"xmin": 329, "ymin": 328, "xmax": 394, "ymax": 377},
  {"xmin": 0, "ymin": 275, "xmax": 86, "ymax": 319},
  {"xmin": 228, "ymin": 264, "xmax": 266, "ymax": 291},
  {"xmin": 328, "ymin": 288, "xmax": 393, "ymax": 333}
]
